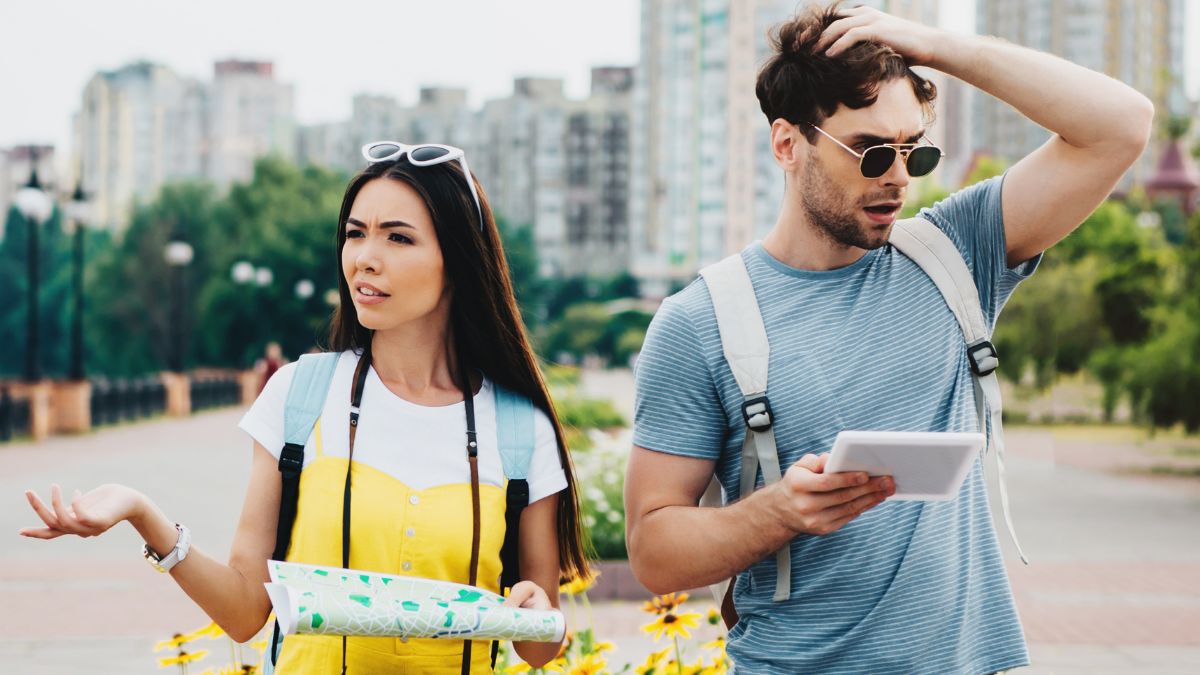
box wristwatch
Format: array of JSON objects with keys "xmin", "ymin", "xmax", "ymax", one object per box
[{"xmin": 143, "ymin": 523, "xmax": 191, "ymax": 573}]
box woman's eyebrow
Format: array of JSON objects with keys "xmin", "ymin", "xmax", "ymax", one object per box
[{"xmin": 345, "ymin": 217, "xmax": 415, "ymax": 230}]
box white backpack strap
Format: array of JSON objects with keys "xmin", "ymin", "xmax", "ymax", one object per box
[
  {"xmin": 699, "ymin": 253, "xmax": 791, "ymax": 602},
  {"xmin": 889, "ymin": 218, "xmax": 1028, "ymax": 565}
]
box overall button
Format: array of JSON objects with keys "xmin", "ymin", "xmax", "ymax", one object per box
[
  {"xmin": 401, "ymin": 561, "xmax": 412, "ymax": 571},
  {"xmin": 409, "ymin": 495, "xmax": 420, "ymax": 505},
  {"xmin": 405, "ymin": 528, "xmax": 415, "ymax": 538}
]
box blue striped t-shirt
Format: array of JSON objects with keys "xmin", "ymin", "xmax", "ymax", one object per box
[{"xmin": 633, "ymin": 176, "xmax": 1039, "ymax": 674}]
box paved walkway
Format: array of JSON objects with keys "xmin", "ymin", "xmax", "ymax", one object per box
[{"xmin": 2, "ymin": 405, "xmax": 1199, "ymax": 673}]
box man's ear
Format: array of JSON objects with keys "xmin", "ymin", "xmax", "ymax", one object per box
[{"xmin": 771, "ymin": 119, "xmax": 805, "ymax": 171}]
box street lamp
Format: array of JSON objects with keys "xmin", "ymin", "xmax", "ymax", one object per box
[
  {"xmin": 230, "ymin": 260, "xmax": 255, "ymax": 285},
  {"xmin": 294, "ymin": 279, "xmax": 315, "ymax": 300},
  {"xmin": 163, "ymin": 231, "xmax": 194, "ymax": 373},
  {"xmin": 14, "ymin": 151, "xmax": 54, "ymax": 383},
  {"xmin": 62, "ymin": 182, "xmax": 90, "ymax": 380}
]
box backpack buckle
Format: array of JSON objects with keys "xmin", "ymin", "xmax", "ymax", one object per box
[
  {"xmin": 278, "ymin": 442, "xmax": 304, "ymax": 477},
  {"xmin": 966, "ymin": 339, "xmax": 999, "ymax": 377},
  {"xmin": 742, "ymin": 396, "xmax": 773, "ymax": 432}
]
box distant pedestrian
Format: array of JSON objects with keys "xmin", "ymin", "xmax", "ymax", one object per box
[{"xmin": 255, "ymin": 342, "xmax": 286, "ymax": 395}]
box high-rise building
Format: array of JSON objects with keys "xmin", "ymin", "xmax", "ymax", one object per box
[
  {"xmin": 477, "ymin": 78, "xmax": 570, "ymax": 276},
  {"xmin": 631, "ymin": 0, "xmax": 798, "ymax": 296},
  {"xmin": 564, "ymin": 67, "xmax": 635, "ymax": 277},
  {"xmin": 73, "ymin": 59, "xmax": 297, "ymax": 230},
  {"xmin": 208, "ymin": 60, "xmax": 295, "ymax": 188},
  {"xmin": 973, "ymin": 0, "xmax": 1187, "ymax": 184},
  {"xmin": 73, "ymin": 61, "xmax": 200, "ymax": 230}
]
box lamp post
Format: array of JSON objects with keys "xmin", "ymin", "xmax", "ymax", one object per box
[
  {"xmin": 63, "ymin": 182, "xmax": 90, "ymax": 380},
  {"xmin": 163, "ymin": 230, "xmax": 194, "ymax": 373},
  {"xmin": 14, "ymin": 150, "xmax": 54, "ymax": 383}
]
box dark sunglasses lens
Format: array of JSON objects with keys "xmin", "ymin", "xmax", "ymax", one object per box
[
  {"xmin": 410, "ymin": 146, "xmax": 450, "ymax": 162},
  {"xmin": 367, "ymin": 143, "xmax": 402, "ymax": 161},
  {"xmin": 859, "ymin": 147, "xmax": 897, "ymax": 178},
  {"xmin": 906, "ymin": 146, "xmax": 942, "ymax": 177}
]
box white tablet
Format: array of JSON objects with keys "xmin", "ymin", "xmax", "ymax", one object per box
[{"xmin": 824, "ymin": 430, "xmax": 984, "ymax": 501}]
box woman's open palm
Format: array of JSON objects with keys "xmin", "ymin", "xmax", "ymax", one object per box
[{"xmin": 19, "ymin": 483, "xmax": 142, "ymax": 540}]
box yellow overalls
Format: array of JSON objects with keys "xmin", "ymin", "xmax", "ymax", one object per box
[{"xmin": 273, "ymin": 419, "xmax": 508, "ymax": 673}]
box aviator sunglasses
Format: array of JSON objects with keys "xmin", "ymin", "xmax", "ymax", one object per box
[
  {"xmin": 809, "ymin": 123, "xmax": 944, "ymax": 179},
  {"xmin": 361, "ymin": 141, "xmax": 484, "ymax": 230}
]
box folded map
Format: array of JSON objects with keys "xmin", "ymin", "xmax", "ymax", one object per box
[{"xmin": 264, "ymin": 560, "xmax": 565, "ymax": 643}]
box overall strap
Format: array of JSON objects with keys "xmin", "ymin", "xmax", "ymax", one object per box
[
  {"xmin": 491, "ymin": 383, "xmax": 536, "ymax": 668},
  {"xmin": 889, "ymin": 217, "xmax": 1028, "ymax": 565},
  {"xmin": 699, "ymin": 253, "xmax": 790, "ymax": 604}
]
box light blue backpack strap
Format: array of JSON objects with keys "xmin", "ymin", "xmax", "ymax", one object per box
[
  {"xmin": 494, "ymin": 383, "xmax": 535, "ymax": 480},
  {"xmin": 282, "ymin": 352, "xmax": 340, "ymax": 447}
]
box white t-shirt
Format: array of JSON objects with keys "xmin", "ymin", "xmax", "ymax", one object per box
[{"xmin": 238, "ymin": 350, "xmax": 567, "ymax": 504}]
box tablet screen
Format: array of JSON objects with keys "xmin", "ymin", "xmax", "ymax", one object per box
[{"xmin": 824, "ymin": 430, "xmax": 984, "ymax": 501}]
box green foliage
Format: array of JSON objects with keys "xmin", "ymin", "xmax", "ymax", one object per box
[
  {"xmin": 963, "ymin": 155, "xmax": 1009, "ymax": 187},
  {"xmin": 555, "ymin": 396, "xmax": 627, "ymax": 431}
]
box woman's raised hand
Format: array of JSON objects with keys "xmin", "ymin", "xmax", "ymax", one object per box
[{"xmin": 19, "ymin": 483, "xmax": 146, "ymax": 540}]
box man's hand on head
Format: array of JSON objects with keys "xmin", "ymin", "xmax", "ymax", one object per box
[{"xmin": 817, "ymin": 5, "xmax": 944, "ymax": 66}]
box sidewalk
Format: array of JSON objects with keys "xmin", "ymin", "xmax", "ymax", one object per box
[{"xmin": 2, "ymin": 409, "xmax": 1198, "ymax": 673}]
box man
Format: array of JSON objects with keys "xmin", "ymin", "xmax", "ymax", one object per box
[{"xmin": 625, "ymin": 3, "xmax": 1153, "ymax": 673}]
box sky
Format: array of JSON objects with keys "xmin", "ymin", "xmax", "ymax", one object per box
[{"xmin": 0, "ymin": 0, "xmax": 1196, "ymax": 158}]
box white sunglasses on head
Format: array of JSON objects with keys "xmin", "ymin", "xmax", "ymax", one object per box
[{"xmin": 361, "ymin": 141, "xmax": 483, "ymax": 231}]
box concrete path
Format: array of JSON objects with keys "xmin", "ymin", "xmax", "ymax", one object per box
[{"xmin": 2, "ymin": 405, "xmax": 1198, "ymax": 673}]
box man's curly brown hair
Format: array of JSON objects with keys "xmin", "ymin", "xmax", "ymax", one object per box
[{"xmin": 756, "ymin": 1, "xmax": 937, "ymax": 143}]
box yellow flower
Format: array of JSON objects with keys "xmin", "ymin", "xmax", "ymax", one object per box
[
  {"xmin": 591, "ymin": 640, "xmax": 615, "ymax": 654},
  {"xmin": 250, "ymin": 638, "xmax": 269, "ymax": 654},
  {"xmin": 157, "ymin": 649, "xmax": 210, "ymax": 667},
  {"xmin": 153, "ymin": 633, "xmax": 194, "ymax": 652},
  {"xmin": 559, "ymin": 570, "xmax": 601, "ymax": 596},
  {"xmin": 635, "ymin": 647, "xmax": 672, "ymax": 675},
  {"xmin": 503, "ymin": 662, "xmax": 532, "ymax": 674},
  {"xmin": 568, "ymin": 653, "xmax": 608, "ymax": 675},
  {"xmin": 641, "ymin": 611, "xmax": 702, "ymax": 642},
  {"xmin": 641, "ymin": 592, "xmax": 689, "ymax": 615},
  {"xmin": 705, "ymin": 607, "xmax": 722, "ymax": 626},
  {"xmin": 542, "ymin": 657, "xmax": 568, "ymax": 673},
  {"xmin": 186, "ymin": 621, "xmax": 226, "ymax": 641},
  {"xmin": 701, "ymin": 636, "xmax": 725, "ymax": 652}
]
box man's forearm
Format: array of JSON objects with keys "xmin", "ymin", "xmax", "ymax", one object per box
[
  {"xmin": 628, "ymin": 484, "xmax": 795, "ymax": 594},
  {"xmin": 929, "ymin": 33, "xmax": 1153, "ymax": 149}
]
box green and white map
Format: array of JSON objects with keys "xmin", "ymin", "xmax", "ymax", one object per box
[{"xmin": 264, "ymin": 561, "xmax": 565, "ymax": 643}]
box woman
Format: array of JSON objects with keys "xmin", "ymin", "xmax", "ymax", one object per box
[{"xmin": 19, "ymin": 142, "xmax": 590, "ymax": 673}]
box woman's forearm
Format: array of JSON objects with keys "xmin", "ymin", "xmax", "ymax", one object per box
[{"xmin": 129, "ymin": 498, "xmax": 271, "ymax": 643}]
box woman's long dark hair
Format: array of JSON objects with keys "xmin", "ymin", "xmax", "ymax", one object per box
[{"xmin": 328, "ymin": 156, "xmax": 590, "ymax": 582}]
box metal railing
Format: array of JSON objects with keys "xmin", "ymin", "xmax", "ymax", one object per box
[
  {"xmin": 190, "ymin": 376, "xmax": 241, "ymax": 412},
  {"xmin": 90, "ymin": 377, "xmax": 167, "ymax": 427},
  {"xmin": 0, "ymin": 386, "xmax": 32, "ymax": 441}
]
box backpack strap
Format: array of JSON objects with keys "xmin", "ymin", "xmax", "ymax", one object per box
[
  {"xmin": 889, "ymin": 217, "xmax": 1028, "ymax": 565},
  {"xmin": 274, "ymin": 351, "xmax": 341, "ymax": 561},
  {"xmin": 267, "ymin": 351, "xmax": 339, "ymax": 673},
  {"xmin": 492, "ymin": 383, "xmax": 535, "ymax": 667},
  {"xmin": 699, "ymin": 253, "xmax": 791, "ymax": 604}
]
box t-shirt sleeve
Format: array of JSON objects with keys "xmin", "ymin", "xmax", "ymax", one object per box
[
  {"xmin": 527, "ymin": 406, "xmax": 568, "ymax": 504},
  {"xmin": 237, "ymin": 361, "xmax": 298, "ymax": 460},
  {"xmin": 632, "ymin": 294, "xmax": 727, "ymax": 461},
  {"xmin": 917, "ymin": 173, "xmax": 1042, "ymax": 326}
]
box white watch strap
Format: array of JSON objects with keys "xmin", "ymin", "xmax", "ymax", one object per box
[{"xmin": 147, "ymin": 523, "xmax": 191, "ymax": 572}]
